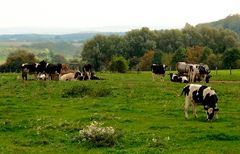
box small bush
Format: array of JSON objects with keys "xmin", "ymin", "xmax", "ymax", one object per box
[
  {"xmin": 109, "ymin": 56, "xmax": 128, "ymax": 73},
  {"xmin": 62, "ymin": 85, "xmax": 91, "ymax": 98},
  {"xmin": 76, "ymin": 121, "xmax": 120, "ymax": 147},
  {"xmin": 62, "ymin": 85, "xmax": 111, "ymax": 98}
]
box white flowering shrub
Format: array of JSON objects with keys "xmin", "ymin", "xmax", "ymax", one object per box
[{"xmin": 78, "ymin": 121, "xmax": 119, "ymax": 147}]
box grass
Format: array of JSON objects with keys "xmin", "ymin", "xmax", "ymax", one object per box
[{"xmin": 0, "ymin": 71, "xmax": 240, "ymax": 153}]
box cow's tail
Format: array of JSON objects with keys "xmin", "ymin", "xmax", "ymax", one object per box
[{"xmin": 180, "ymin": 85, "xmax": 190, "ymax": 96}]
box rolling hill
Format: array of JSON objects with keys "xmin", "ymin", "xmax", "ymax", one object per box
[{"xmin": 197, "ymin": 14, "xmax": 240, "ymax": 36}]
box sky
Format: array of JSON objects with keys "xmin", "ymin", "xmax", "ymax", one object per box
[{"xmin": 0, "ymin": 0, "xmax": 239, "ymax": 34}]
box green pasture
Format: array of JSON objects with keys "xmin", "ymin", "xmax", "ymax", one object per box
[{"xmin": 0, "ymin": 71, "xmax": 239, "ymax": 153}]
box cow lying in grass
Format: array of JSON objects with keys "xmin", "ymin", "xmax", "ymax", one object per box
[
  {"xmin": 169, "ymin": 73, "xmax": 189, "ymax": 83},
  {"xmin": 60, "ymin": 71, "xmax": 82, "ymax": 81},
  {"xmin": 181, "ymin": 84, "xmax": 219, "ymax": 121}
]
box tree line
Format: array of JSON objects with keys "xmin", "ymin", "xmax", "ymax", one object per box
[
  {"xmin": 82, "ymin": 24, "xmax": 240, "ymax": 71},
  {"xmin": 1, "ymin": 24, "xmax": 240, "ymax": 73}
]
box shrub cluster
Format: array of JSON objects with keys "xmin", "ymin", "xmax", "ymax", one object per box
[
  {"xmin": 77, "ymin": 121, "xmax": 119, "ymax": 147},
  {"xmin": 62, "ymin": 85, "xmax": 111, "ymax": 98}
]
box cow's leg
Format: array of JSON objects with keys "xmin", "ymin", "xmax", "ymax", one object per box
[
  {"xmin": 184, "ymin": 96, "xmax": 191, "ymax": 119},
  {"xmin": 22, "ymin": 72, "xmax": 27, "ymax": 80},
  {"xmin": 192, "ymin": 103, "xmax": 198, "ymax": 118},
  {"xmin": 152, "ymin": 73, "xmax": 155, "ymax": 81},
  {"xmin": 161, "ymin": 74, "xmax": 164, "ymax": 81}
]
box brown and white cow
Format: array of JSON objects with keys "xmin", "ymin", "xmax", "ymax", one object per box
[
  {"xmin": 59, "ymin": 71, "xmax": 82, "ymax": 81},
  {"xmin": 181, "ymin": 84, "xmax": 219, "ymax": 121}
]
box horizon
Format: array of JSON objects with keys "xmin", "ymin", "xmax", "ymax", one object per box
[{"xmin": 0, "ymin": 0, "xmax": 239, "ymax": 35}]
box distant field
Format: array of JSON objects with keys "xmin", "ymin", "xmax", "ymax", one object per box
[
  {"xmin": 0, "ymin": 41, "xmax": 33, "ymax": 47},
  {"xmin": 0, "ymin": 71, "xmax": 239, "ymax": 153}
]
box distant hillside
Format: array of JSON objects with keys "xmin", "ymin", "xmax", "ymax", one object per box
[
  {"xmin": 197, "ymin": 14, "xmax": 240, "ymax": 36},
  {"xmin": 0, "ymin": 32, "xmax": 125, "ymax": 42}
]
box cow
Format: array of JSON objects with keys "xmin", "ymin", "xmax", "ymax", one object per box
[
  {"xmin": 189, "ymin": 65, "xmax": 211, "ymax": 83},
  {"xmin": 59, "ymin": 71, "xmax": 82, "ymax": 81},
  {"xmin": 169, "ymin": 73, "xmax": 179, "ymax": 82},
  {"xmin": 169, "ymin": 73, "xmax": 189, "ymax": 83},
  {"xmin": 82, "ymin": 64, "xmax": 92, "ymax": 80},
  {"xmin": 181, "ymin": 84, "xmax": 219, "ymax": 121},
  {"xmin": 176, "ymin": 62, "xmax": 210, "ymax": 83},
  {"xmin": 37, "ymin": 73, "xmax": 47, "ymax": 80},
  {"xmin": 21, "ymin": 63, "xmax": 38, "ymax": 80},
  {"xmin": 178, "ymin": 76, "xmax": 189, "ymax": 83},
  {"xmin": 151, "ymin": 64, "xmax": 167, "ymax": 81},
  {"xmin": 45, "ymin": 63, "xmax": 62, "ymax": 80}
]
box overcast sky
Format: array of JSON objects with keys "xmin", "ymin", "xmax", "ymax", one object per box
[{"xmin": 0, "ymin": 0, "xmax": 239, "ymax": 34}]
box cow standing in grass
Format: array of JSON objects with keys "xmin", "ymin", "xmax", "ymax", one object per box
[
  {"xmin": 21, "ymin": 62, "xmax": 46, "ymax": 80},
  {"xmin": 151, "ymin": 64, "xmax": 167, "ymax": 81},
  {"xmin": 181, "ymin": 84, "xmax": 219, "ymax": 121}
]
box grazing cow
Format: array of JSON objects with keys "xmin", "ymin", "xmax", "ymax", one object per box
[
  {"xmin": 181, "ymin": 84, "xmax": 219, "ymax": 121},
  {"xmin": 59, "ymin": 71, "xmax": 82, "ymax": 81},
  {"xmin": 151, "ymin": 64, "xmax": 167, "ymax": 81},
  {"xmin": 82, "ymin": 64, "xmax": 92, "ymax": 80}
]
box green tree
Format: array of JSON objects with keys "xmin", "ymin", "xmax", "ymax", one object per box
[
  {"xmin": 51, "ymin": 54, "xmax": 68, "ymax": 64},
  {"xmin": 1, "ymin": 49, "xmax": 36, "ymax": 72},
  {"xmin": 222, "ymin": 47, "xmax": 240, "ymax": 69},
  {"xmin": 171, "ymin": 47, "xmax": 187, "ymax": 65},
  {"xmin": 109, "ymin": 56, "xmax": 128, "ymax": 73}
]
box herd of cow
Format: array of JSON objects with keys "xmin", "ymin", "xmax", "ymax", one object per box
[
  {"xmin": 151, "ymin": 62, "xmax": 211, "ymax": 83},
  {"xmin": 21, "ymin": 60, "xmax": 218, "ymax": 121},
  {"xmin": 151, "ymin": 62, "xmax": 218, "ymax": 121},
  {"xmin": 21, "ymin": 60, "xmax": 101, "ymax": 81}
]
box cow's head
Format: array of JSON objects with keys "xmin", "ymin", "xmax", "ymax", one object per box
[
  {"xmin": 74, "ymin": 71, "xmax": 82, "ymax": 79},
  {"xmin": 203, "ymin": 93, "xmax": 218, "ymax": 120}
]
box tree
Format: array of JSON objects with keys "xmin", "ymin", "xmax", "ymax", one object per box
[
  {"xmin": 1, "ymin": 49, "xmax": 37, "ymax": 72},
  {"xmin": 186, "ymin": 46, "xmax": 205, "ymax": 63},
  {"xmin": 222, "ymin": 47, "xmax": 240, "ymax": 70},
  {"xmin": 171, "ymin": 47, "xmax": 187, "ymax": 65},
  {"xmin": 51, "ymin": 54, "xmax": 68, "ymax": 64},
  {"xmin": 139, "ymin": 50, "xmax": 155, "ymax": 71},
  {"xmin": 109, "ymin": 56, "xmax": 128, "ymax": 73}
]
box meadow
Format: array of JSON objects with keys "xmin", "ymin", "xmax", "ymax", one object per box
[{"xmin": 0, "ymin": 70, "xmax": 239, "ymax": 153}]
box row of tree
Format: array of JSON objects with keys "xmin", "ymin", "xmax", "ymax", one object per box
[
  {"xmin": 82, "ymin": 25, "xmax": 240, "ymax": 71},
  {"xmin": 1, "ymin": 24, "xmax": 240, "ymax": 73}
]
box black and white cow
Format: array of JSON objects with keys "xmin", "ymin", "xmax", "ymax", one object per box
[
  {"xmin": 169, "ymin": 73, "xmax": 189, "ymax": 83},
  {"xmin": 21, "ymin": 63, "xmax": 37, "ymax": 80},
  {"xmin": 45, "ymin": 63, "xmax": 62, "ymax": 80},
  {"xmin": 169, "ymin": 73, "xmax": 179, "ymax": 82},
  {"xmin": 21, "ymin": 62, "xmax": 46, "ymax": 80},
  {"xmin": 151, "ymin": 64, "xmax": 167, "ymax": 81},
  {"xmin": 178, "ymin": 76, "xmax": 189, "ymax": 83},
  {"xmin": 181, "ymin": 84, "xmax": 219, "ymax": 121},
  {"xmin": 82, "ymin": 64, "xmax": 92, "ymax": 80}
]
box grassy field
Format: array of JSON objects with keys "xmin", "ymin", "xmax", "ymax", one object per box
[{"xmin": 0, "ymin": 71, "xmax": 239, "ymax": 153}]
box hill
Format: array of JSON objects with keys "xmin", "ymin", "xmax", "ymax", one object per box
[
  {"xmin": 0, "ymin": 32, "xmax": 125, "ymax": 42},
  {"xmin": 197, "ymin": 14, "xmax": 240, "ymax": 36}
]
